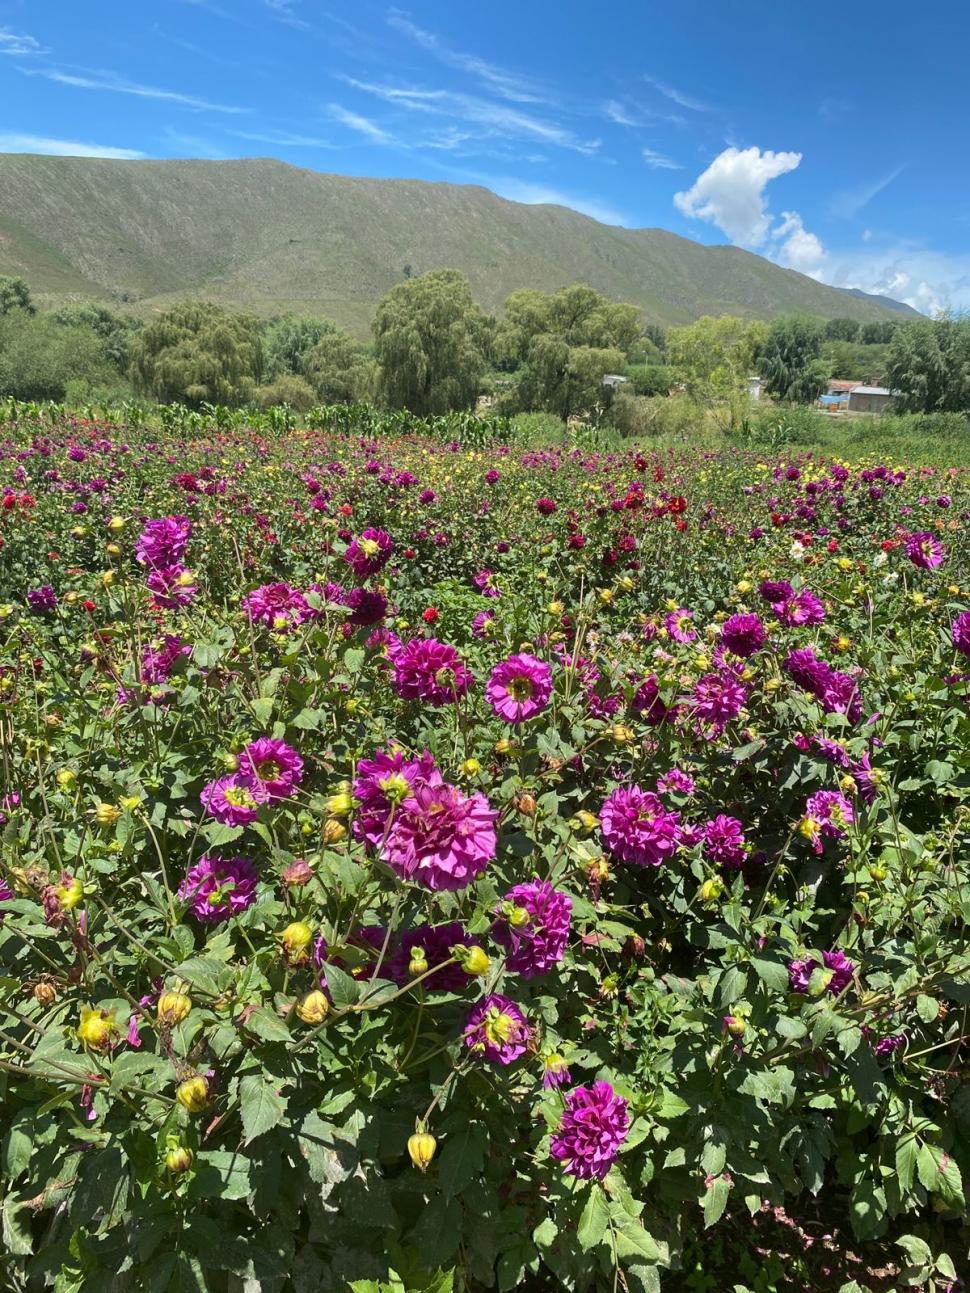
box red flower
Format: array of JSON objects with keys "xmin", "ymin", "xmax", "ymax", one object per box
[
  {"xmin": 827, "ymin": 539, "xmax": 839, "ymax": 553},
  {"xmin": 338, "ymin": 503, "xmax": 353, "ymax": 517},
  {"xmin": 82, "ymin": 600, "xmax": 96, "ymax": 612},
  {"xmin": 880, "ymin": 539, "xmax": 897, "ymax": 552},
  {"xmin": 404, "ymin": 547, "xmax": 416, "ymax": 559},
  {"xmin": 536, "ymin": 497, "xmax": 557, "ymax": 515},
  {"xmin": 422, "ymin": 607, "xmax": 439, "ymax": 624},
  {"xmin": 668, "ymin": 496, "xmax": 687, "ymax": 515}
]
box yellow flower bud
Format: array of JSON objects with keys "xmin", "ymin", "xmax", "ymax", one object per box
[
  {"xmin": 94, "ymin": 802, "xmax": 121, "ymax": 827},
  {"xmin": 322, "ymin": 819, "xmax": 346, "ymax": 845},
  {"xmin": 165, "ymin": 1146, "xmax": 194, "ymax": 1174},
  {"xmin": 408, "ymin": 947, "xmax": 429, "ymax": 976},
  {"xmin": 462, "ymin": 758, "xmax": 482, "ymax": 776},
  {"xmin": 325, "ymin": 791, "xmax": 354, "ymax": 818},
  {"xmin": 101, "ymin": 571, "xmax": 114, "ymax": 587},
  {"xmin": 176, "ymin": 1076, "xmax": 209, "ymax": 1113},
  {"xmin": 610, "ymin": 724, "xmax": 634, "ymax": 744},
  {"xmin": 408, "ymin": 1128, "xmax": 437, "ymax": 1173},
  {"xmin": 699, "ymin": 878, "xmax": 723, "ymax": 903},
  {"xmin": 493, "ymin": 738, "xmax": 511, "ymax": 756},
  {"xmin": 77, "ymin": 1007, "xmax": 115, "ymax": 1052},
  {"xmin": 281, "ymin": 921, "xmax": 313, "ymax": 963},
  {"xmin": 56, "ymin": 769, "xmax": 76, "ymax": 789},
  {"xmin": 106, "ymin": 543, "xmax": 122, "ymax": 557},
  {"xmin": 296, "ymin": 990, "xmax": 330, "ymax": 1025},
  {"xmin": 547, "ymin": 601, "xmax": 564, "ymax": 615},
  {"xmin": 456, "ymin": 945, "xmax": 491, "ymax": 976},
  {"xmin": 158, "ymin": 991, "xmax": 192, "ymax": 1026},
  {"xmin": 119, "ymin": 795, "xmax": 141, "ymax": 811},
  {"xmin": 107, "ymin": 516, "xmax": 126, "ymax": 532}
]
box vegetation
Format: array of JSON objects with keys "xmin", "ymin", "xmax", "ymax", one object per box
[
  {"xmin": 0, "ymin": 155, "xmax": 916, "ymax": 333},
  {"xmin": 1, "ymin": 405, "xmax": 968, "ymax": 1293}
]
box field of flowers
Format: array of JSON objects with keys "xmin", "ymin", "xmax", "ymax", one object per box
[{"xmin": 1, "ymin": 405, "xmax": 969, "ymax": 1293}]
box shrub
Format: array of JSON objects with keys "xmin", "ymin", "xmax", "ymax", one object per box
[{"xmin": 254, "ymin": 375, "xmax": 318, "ymax": 413}]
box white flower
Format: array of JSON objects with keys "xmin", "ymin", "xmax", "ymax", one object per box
[
  {"xmin": 882, "ymin": 572, "xmax": 899, "ymax": 586},
  {"xmin": 790, "ymin": 540, "xmax": 806, "ymax": 562},
  {"xmin": 873, "ymin": 551, "xmax": 888, "ymax": 568}
]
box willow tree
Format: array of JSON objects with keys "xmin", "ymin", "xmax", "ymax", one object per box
[
  {"xmin": 129, "ymin": 301, "xmax": 264, "ymax": 406},
  {"xmin": 373, "ymin": 269, "xmax": 489, "ymax": 415}
]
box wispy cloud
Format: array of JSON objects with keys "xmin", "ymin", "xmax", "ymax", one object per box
[
  {"xmin": 387, "ymin": 10, "xmax": 549, "ymax": 104},
  {"xmin": 341, "ymin": 77, "xmax": 599, "ymax": 154},
  {"xmin": 0, "ymin": 132, "xmax": 146, "ymax": 159},
  {"xmin": 643, "ymin": 74, "xmax": 710, "ymax": 113},
  {"xmin": 161, "ymin": 129, "xmax": 228, "ymax": 159},
  {"xmin": 228, "ymin": 127, "xmax": 338, "ymax": 148},
  {"xmin": 18, "ymin": 66, "xmax": 249, "ymax": 114},
  {"xmin": 604, "ymin": 98, "xmax": 685, "ymax": 128},
  {"xmin": 327, "ymin": 104, "xmax": 396, "ymax": 145},
  {"xmin": 264, "ymin": 0, "xmax": 310, "ymax": 30},
  {"xmin": 642, "ymin": 147, "xmax": 681, "ymax": 170},
  {"xmin": 0, "ymin": 28, "xmax": 44, "ymax": 56},
  {"xmin": 830, "ymin": 164, "xmax": 906, "ymax": 219},
  {"xmin": 818, "ymin": 96, "xmax": 852, "ymax": 123}
]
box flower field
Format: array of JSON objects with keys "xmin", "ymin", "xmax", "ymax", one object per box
[{"xmin": 1, "ymin": 406, "xmax": 969, "ymax": 1292}]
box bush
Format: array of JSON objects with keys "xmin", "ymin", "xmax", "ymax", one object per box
[
  {"xmin": 0, "ymin": 314, "xmax": 119, "ymax": 401},
  {"xmin": 254, "ymin": 375, "xmax": 318, "ymax": 413},
  {"xmin": 609, "ymin": 390, "xmax": 705, "ymax": 439},
  {"xmin": 511, "ymin": 411, "xmax": 567, "ymax": 444},
  {"xmin": 624, "ymin": 364, "xmax": 678, "ymax": 397}
]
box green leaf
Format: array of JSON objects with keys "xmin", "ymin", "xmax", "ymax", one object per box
[
  {"xmin": 750, "ymin": 957, "xmax": 790, "ymax": 993},
  {"xmin": 251, "ymin": 696, "xmax": 274, "ymax": 725},
  {"xmin": 436, "ymin": 1123, "xmax": 487, "ymax": 1201},
  {"xmin": 323, "ymin": 961, "xmax": 360, "ymax": 1008},
  {"xmin": 2, "ymin": 1112, "xmax": 34, "ymax": 1179},
  {"xmin": 916, "ymin": 993, "xmax": 938, "ymax": 1023},
  {"xmin": 172, "ymin": 956, "xmax": 232, "ymax": 998},
  {"xmin": 245, "ymin": 1007, "xmax": 292, "ymax": 1043},
  {"xmin": 291, "ymin": 708, "xmax": 323, "ymax": 730},
  {"xmin": 577, "ymin": 1185, "xmax": 610, "ymax": 1252},
  {"xmin": 895, "ymin": 1136, "xmax": 918, "ymax": 1193},
  {"xmin": 611, "ymin": 1212, "xmax": 661, "ymax": 1262},
  {"xmin": 191, "ymin": 1151, "xmax": 252, "ymax": 1200},
  {"xmin": 239, "ymin": 1073, "xmax": 287, "ymax": 1144},
  {"xmin": 702, "ymin": 1175, "xmax": 730, "ymax": 1228},
  {"xmin": 718, "ymin": 966, "xmax": 747, "ymax": 1008}
]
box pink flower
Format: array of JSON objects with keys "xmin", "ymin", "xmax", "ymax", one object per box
[
  {"xmin": 802, "ymin": 791, "xmax": 853, "ymax": 853},
  {"xmin": 242, "ymin": 582, "xmax": 312, "ymax": 629},
  {"xmin": 492, "ymin": 879, "xmax": 571, "ymax": 978},
  {"xmin": 778, "ymin": 588, "xmax": 826, "ymax": 627},
  {"xmin": 136, "ymin": 515, "xmax": 190, "ymax": 569},
  {"xmin": 656, "ymin": 768, "xmax": 695, "ymax": 797},
  {"xmin": 952, "ymin": 611, "xmax": 970, "ymax": 657},
  {"xmin": 665, "ymin": 607, "xmax": 697, "ymax": 643},
  {"xmin": 600, "ymin": 786, "xmax": 680, "ymax": 868},
  {"xmin": 200, "ymin": 775, "xmax": 266, "ymax": 826},
  {"xmin": 178, "ymin": 856, "xmax": 259, "ymax": 923},
  {"xmin": 906, "ymin": 530, "xmax": 944, "ymax": 569},
  {"xmin": 788, "ymin": 949, "xmax": 855, "ymax": 996},
  {"xmin": 486, "ymin": 654, "xmax": 553, "ymax": 724},
  {"xmin": 238, "ymin": 738, "xmax": 304, "ymax": 800},
  {"xmin": 392, "ymin": 638, "xmax": 472, "ymax": 707},
  {"xmin": 345, "ymin": 528, "xmax": 393, "ymax": 580},
  {"xmin": 551, "ymin": 1081, "xmax": 629, "ymax": 1180},
  {"xmin": 353, "ymin": 749, "xmax": 439, "ymax": 846},
  {"xmin": 146, "ymin": 565, "xmax": 196, "ymax": 608},
  {"xmin": 702, "ymin": 815, "xmax": 747, "ymax": 868},
  {"xmin": 690, "ymin": 672, "xmax": 747, "ymax": 734},
  {"xmin": 141, "ymin": 635, "xmax": 190, "ymax": 684},
  {"xmin": 382, "ymin": 780, "xmax": 497, "ymax": 891},
  {"xmin": 720, "ymin": 613, "xmax": 766, "ymax": 657},
  {"xmin": 632, "ymin": 675, "xmax": 674, "ymax": 725},
  {"xmin": 463, "ymin": 993, "xmax": 530, "ymax": 1064}
]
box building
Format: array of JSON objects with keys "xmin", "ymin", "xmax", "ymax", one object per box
[
  {"xmin": 827, "ymin": 379, "xmax": 858, "ymax": 395},
  {"xmin": 818, "ymin": 378, "xmax": 857, "ymax": 412},
  {"xmin": 848, "ymin": 385, "xmax": 896, "ymax": 414},
  {"xmin": 747, "ymin": 375, "xmax": 762, "ymax": 401},
  {"xmin": 602, "ymin": 374, "xmax": 628, "ymax": 392}
]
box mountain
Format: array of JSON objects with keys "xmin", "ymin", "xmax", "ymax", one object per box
[{"xmin": 0, "ymin": 155, "xmax": 918, "ymax": 334}]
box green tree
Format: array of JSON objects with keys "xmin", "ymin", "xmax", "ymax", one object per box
[
  {"xmin": 0, "ymin": 313, "xmax": 117, "ymax": 400},
  {"xmin": 129, "ymin": 301, "xmax": 264, "ymax": 406},
  {"xmin": 824, "ymin": 317, "xmax": 861, "ymax": 342},
  {"xmin": 514, "ymin": 337, "xmax": 625, "ymax": 421},
  {"xmin": 886, "ymin": 316, "xmax": 970, "ymax": 413},
  {"xmin": 263, "ymin": 315, "xmax": 336, "ymax": 380},
  {"xmin": 50, "ymin": 302, "xmax": 138, "ymax": 371},
  {"xmin": 254, "ymin": 374, "xmax": 317, "ymax": 412},
  {"xmin": 625, "ymin": 364, "xmax": 679, "ymax": 396},
  {"xmin": 494, "ymin": 285, "xmax": 642, "ymax": 371},
  {"xmin": 860, "ymin": 319, "xmax": 898, "ymax": 345},
  {"xmin": 667, "ymin": 315, "xmax": 767, "ymax": 424},
  {"xmin": 304, "ymin": 331, "xmax": 375, "ymax": 404},
  {"xmin": 373, "ymin": 269, "xmax": 489, "ymax": 415},
  {"xmin": 0, "ymin": 276, "xmax": 34, "ymax": 316},
  {"xmin": 758, "ymin": 315, "xmax": 829, "ymax": 403}
]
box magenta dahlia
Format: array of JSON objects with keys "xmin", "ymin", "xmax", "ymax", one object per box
[
  {"xmin": 906, "ymin": 530, "xmax": 944, "ymax": 570},
  {"xmin": 178, "ymin": 855, "xmax": 259, "ymax": 923},
  {"xmin": 952, "ymin": 611, "xmax": 970, "ymax": 658},
  {"xmin": 136, "ymin": 515, "xmax": 190, "ymax": 570},
  {"xmin": 492, "ymin": 879, "xmax": 571, "ymax": 978},
  {"xmin": 392, "ymin": 638, "xmax": 472, "ymax": 706},
  {"xmin": 242, "ymin": 582, "xmax": 312, "ymax": 630},
  {"xmin": 387, "ymin": 921, "xmax": 474, "ymax": 991},
  {"xmin": 238, "ymin": 738, "xmax": 304, "ymax": 800},
  {"xmin": 788, "ymin": 948, "xmax": 855, "ymax": 995},
  {"xmin": 702, "ymin": 815, "xmax": 747, "ymax": 868},
  {"xmin": 381, "ymin": 780, "xmax": 497, "ymax": 891},
  {"xmin": 720, "ymin": 613, "xmax": 766, "ymax": 657},
  {"xmin": 353, "ymin": 749, "xmax": 439, "ymax": 846},
  {"xmin": 690, "ymin": 672, "xmax": 747, "ymax": 734},
  {"xmin": 463, "ymin": 993, "xmax": 530, "ymax": 1064},
  {"xmin": 200, "ymin": 775, "xmax": 266, "ymax": 826},
  {"xmin": 345, "ymin": 528, "xmax": 393, "ymax": 580},
  {"xmin": 600, "ymin": 786, "xmax": 680, "ymax": 868},
  {"xmin": 486, "ymin": 653, "xmax": 553, "ymax": 724},
  {"xmin": 550, "ymin": 1081, "xmax": 629, "ymax": 1180}
]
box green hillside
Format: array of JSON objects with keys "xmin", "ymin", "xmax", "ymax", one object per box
[{"xmin": 0, "ymin": 154, "xmax": 916, "ymax": 334}]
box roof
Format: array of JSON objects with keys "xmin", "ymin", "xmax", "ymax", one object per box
[
  {"xmin": 850, "ymin": 386, "xmax": 894, "ymax": 396},
  {"xmin": 602, "ymin": 373, "xmax": 628, "ymax": 385},
  {"xmin": 828, "ymin": 379, "xmax": 858, "ymax": 392}
]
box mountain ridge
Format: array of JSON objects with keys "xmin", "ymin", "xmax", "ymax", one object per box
[{"xmin": 0, "ymin": 154, "xmax": 919, "ymax": 335}]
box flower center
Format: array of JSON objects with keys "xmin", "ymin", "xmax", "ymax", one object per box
[
  {"xmin": 484, "ymin": 1010, "xmax": 516, "ymax": 1047},
  {"xmin": 224, "ymin": 786, "xmax": 258, "ymax": 810},
  {"xmin": 507, "ymin": 676, "xmax": 533, "ymax": 701}
]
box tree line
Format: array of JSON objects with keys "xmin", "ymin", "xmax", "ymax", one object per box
[{"xmin": 1, "ymin": 270, "xmax": 967, "ymax": 422}]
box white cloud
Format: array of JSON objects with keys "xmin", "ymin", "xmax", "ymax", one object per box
[
  {"xmin": 228, "ymin": 128, "xmax": 338, "ymax": 148},
  {"xmin": 341, "ymin": 77, "xmax": 599, "ymax": 154},
  {"xmin": 0, "ymin": 28, "xmax": 43, "ymax": 56},
  {"xmin": 18, "ymin": 66, "xmax": 248, "ymax": 113},
  {"xmin": 326, "ymin": 104, "xmax": 395, "ymax": 145},
  {"xmin": 488, "ymin": 178, "xmax": 630, "ymax": 227},
  {"xmin": 263, "ymin": 0, "xmax": 309, "ymax": 30},
  {"xmin": 772, "ymin": 210, "xmax": 826, "ymax": 277},
  {"xmin": 862, "ymin": 227, "xmax": 873, "ymax": 242},
  {"xmin": 387, "ymin": 11, "xmax": 547, "ymax": 104},
  {"xmin": 604, "ymin": 98, "xmax": 685, "ymax": 128},
  {"xmin": 0, "ymin": 132, "xmax": 146, "ymax": 159},
  {"xmin": 674, "ymin": 145, "xmax": 802, "ymax": 246},
  {"xmin": 642, "ymin": 147, "xmax": 681, "ymax": 171},
  {"xmin": 643, "ymin": 74, "xmax": 709, "ymax": 112},
  {"xmin": 827, "ymin": 247, "xmax": 970, "ymax": 314},
  {"xmin": 830, "ymin": 164, "xmax": 906, "ymax": 219}
]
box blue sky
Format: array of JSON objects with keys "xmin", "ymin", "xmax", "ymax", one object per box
[{"xmin": 2, "ymin": 0, "xmax": 969, "ymax": 312}]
